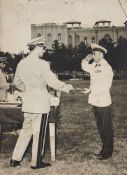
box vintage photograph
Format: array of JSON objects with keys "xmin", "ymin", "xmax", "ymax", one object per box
[{"xmin": 0, "ymin": 0, "xmax": 127, "ymax": 174}]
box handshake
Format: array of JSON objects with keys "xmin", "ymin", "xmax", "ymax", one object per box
[
  {"xmin": 75, "ymin": 87, "xmax": 91, "ymax": 94},
  {"xmin": 60, "ymin": 84, "xmax": 74, "ymax": 93},
  {"xmin": 61, "ymin": 84, "xmax": 90, "ymax": 94}
]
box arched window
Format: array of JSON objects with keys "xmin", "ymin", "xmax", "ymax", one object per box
[
  {"xmin": 104, "ymin": 33, "xmax": 112, "ymax": 42},
  {"xmin": 91, "ymin": 36, "xmax": 95, "ymax": 43},
  {"xmin": 104, "ymin": 34, "xmax": 111, "ymax": 39},
  {"xmin": 68, "ymin": 35, "xmax": 72, "ymax": 44},
  {"xmin": 37, "ymin": 33, "xmax": 41, "ymax": 37},
  {"xmin": 118, "ymin": 36, "xmax": 124, "ymax": 42},
  {"xmin": 58, "ymin": 33, "xmax": 62, "ymax": 41},
  {"xmin": 76, "ymin": 35, "xmax": 80, "ymax": 44},
  {"xmin": 84, "ymin": 37, "xmax": 87, "ymax": 44},
  {"xmin": 47, "ymin": 33, "xmax": 52, "ymax": 42}
]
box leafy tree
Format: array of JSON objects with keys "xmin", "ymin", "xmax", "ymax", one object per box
[
  {"xmin": 1, "ymin": 37, "xmax": 127, "ymax": 74},
  {"xmin": 114, "ymin": 37, "xmax": 127, "ymax": 70},
  {"xmin": 99, "ymin": 36, "xmax": 127, "ymax": 70}
]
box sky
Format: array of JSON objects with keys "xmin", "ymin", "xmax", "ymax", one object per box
[{"xmin": 0, "ymin": 0, "xmax": 127, "ymax": 53}]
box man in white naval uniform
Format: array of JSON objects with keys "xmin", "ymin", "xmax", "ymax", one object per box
[
  {"xmin": 10, "ymin": 38, "xmax": 74, "ymax": 169},
  {"xmin": 81, "ymin": 43, "xmax": 114, "ymax": 160}
]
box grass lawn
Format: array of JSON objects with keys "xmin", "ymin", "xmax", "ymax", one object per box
[{"xmin": 0, "ymin": 80, "xmax": 127, "ymax": 175}]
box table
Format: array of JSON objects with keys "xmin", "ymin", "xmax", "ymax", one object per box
[
  {"xmin": 0, "ymin": 103, "xmax": 23, "ymax": 124},
  {"xmin": 0, "ymin": 103, "xmax": 23, "ymax": 150},
  {"xmin": 0, "ymin": 103, "xmax": 56, "ymax": 161}
]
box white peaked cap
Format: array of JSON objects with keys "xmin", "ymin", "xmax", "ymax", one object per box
[
  {"xmin": 91, "ymin": 43, "xmax": 107, "ymax": 54},
  {"xmin": 27, "ymin": 36, "xmax": 45, "ymax": 46}
]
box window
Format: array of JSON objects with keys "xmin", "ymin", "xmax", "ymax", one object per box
[
  {"xmin": 76, "ymin": 35, "xmax": 80, "ymax": 44},
  {"xmin": 91, "ymin": 36, "xmax": 95, "ymax": 43},
  {"xmin": 104, "ymin": 34, "xmax": 112, "ymax": 42},
  {"xmin": 58, "ymin": 33, "xmax": 62, "ymax": 41},
  {"xmin": 84, "ymin": 37, "xmax": 87, "ymax": 44},
  {"xmin": 68, "ymin": 35, "xmax": 72, "ymax": 44},
  {"xmin": 37, "ymin": 33, "xmax": 41, "ymax": 37},
  {"xmin": 104, "ymin": 34, "xmax": 111, "ymax": 40},
  {"xmin": 47, "ymin": 33, "xmax": 51, "ymax": 42}
]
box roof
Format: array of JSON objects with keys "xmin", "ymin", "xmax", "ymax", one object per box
[
  {"xmin": 95, "ymin": 20, "xmax": 111, "ymax": 25},
  {"xmin": 65, "ymin": 20, "xmax": 81, "ymax": 24}
]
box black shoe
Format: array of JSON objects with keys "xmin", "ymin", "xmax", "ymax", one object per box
[
  {"xmin": 31, "ymin": 161, "xmax": 51, "ymax": 169},
  {"xmin": 97, "ymin": 154, "xmax": 112, "ymax": 160},
  {"xmin": 10, "ymin": 159, "xmax": 20, "ymax": 167}
]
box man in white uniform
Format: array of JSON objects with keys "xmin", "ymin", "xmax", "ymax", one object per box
[
  {"xmin": 10, "ymin": 37, "xmax": 74, "ymax": 169},
  {"xmin": 81, "ymin": 43, "xmax": 114, "ymax": 160}
]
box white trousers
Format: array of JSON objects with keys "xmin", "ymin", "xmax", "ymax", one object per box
[{"xmin": 12, "ymin": 113, "xmax": 48, "ymax": 166}]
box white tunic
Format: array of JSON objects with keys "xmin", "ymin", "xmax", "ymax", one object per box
[
  {"xmin": 14, "ymin": 54, "xmax": 66, "ymax": 113},
  {"xmin": 81, "ymin": 57, "xmax": 113, "ymax": 107}
]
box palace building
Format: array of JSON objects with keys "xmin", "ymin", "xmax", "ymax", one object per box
[{"xmin": 31, "ymin": 20, "xmax": 127, "ymax": 49}]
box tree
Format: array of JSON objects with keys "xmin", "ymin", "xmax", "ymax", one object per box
[
  {"xmin": 99, "ymin": 36, "xmax": 115, "ymax": 68},
  {"xmin": 115, "ymin": 37, "xmax": 127, "ymax": 70}
]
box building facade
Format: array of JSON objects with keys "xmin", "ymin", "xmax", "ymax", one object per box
[{"xmin": 31, "ymin": 20, "xmax": 127, "ymax": 49}]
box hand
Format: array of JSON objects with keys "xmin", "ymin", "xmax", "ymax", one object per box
[
  {"xmin": 61, "ymin": 84, "xmax": 74, "ymax": 93},
  {"xmin": 66, "ymin": 84, "xmax": 74, "ymax": 93},
  {"xmin": 80, "ymin": 88, "xmax": 91, "ymax": 94},
  {"xmin": 85, "ymin": 54, "xmax": 93, "ymax": 61},
  {"xmin": 75, "ymin": 88, "xmax": 84, "ymax": 91}
]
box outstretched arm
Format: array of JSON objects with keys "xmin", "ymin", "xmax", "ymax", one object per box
[{"xmin": 41, "ymin": 62, "xmax": 74, "ymax": 93}]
